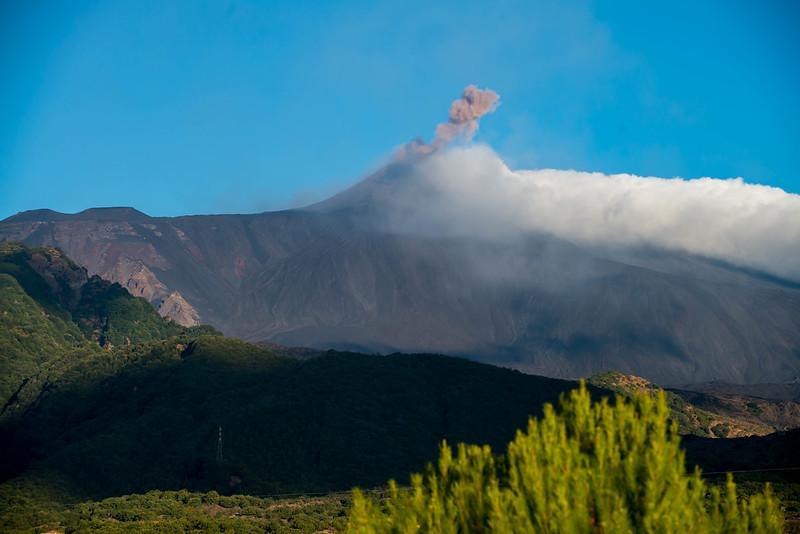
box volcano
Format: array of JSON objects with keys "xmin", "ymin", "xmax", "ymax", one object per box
[{"xmin": 2, "ymin": 155, "xmax": 799, "ymax": 385}]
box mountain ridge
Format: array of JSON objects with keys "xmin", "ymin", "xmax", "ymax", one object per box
[{"xmin": 2, "ymin": 172, "xmax": 799, "ymax": 385}]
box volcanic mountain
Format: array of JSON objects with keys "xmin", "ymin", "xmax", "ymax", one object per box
[{"xmin": 1, "ymin": 158, "xmax": 799, "ymax": 385}]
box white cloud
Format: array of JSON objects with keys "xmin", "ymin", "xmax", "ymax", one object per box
[{"xmin": 389, "ymin": 144, "xmax": 800, "ymax": 281}]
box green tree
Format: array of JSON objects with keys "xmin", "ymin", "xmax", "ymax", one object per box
[{"xmin": 347, "ymin": 383, "xmax": 783, "ymax": 533}]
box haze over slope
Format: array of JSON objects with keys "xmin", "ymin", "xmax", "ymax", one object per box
[{"xmin": 1, "ymin": 86, "xmax": 798, "ymax": 385}]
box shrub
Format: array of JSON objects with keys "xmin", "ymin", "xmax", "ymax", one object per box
[{"xmin": 347, "ymin": 383, "xmax": 783, "ymax": 533}]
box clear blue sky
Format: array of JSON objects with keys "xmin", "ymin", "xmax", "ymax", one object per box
[{"xmin": 1, "ymin": 0, "xmax": 798, "ymax": 219}]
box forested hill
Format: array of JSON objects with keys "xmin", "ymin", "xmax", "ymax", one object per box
[
  {"xmin": 0, "ymin": 241, "xmax": 217, "ymax": 410},
  {"xmin": 2, "ymin": 335, "xmax": 585, "ymax": 500}
]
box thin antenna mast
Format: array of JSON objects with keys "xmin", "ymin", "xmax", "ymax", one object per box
[{"xmin": 216, "ymin": 425, "xmax": 223, "ymax": 463}]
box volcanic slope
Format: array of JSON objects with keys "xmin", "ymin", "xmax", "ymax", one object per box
[{"xmin": 2, "ymin": 163, "xmax": 799, "ymax": 385}]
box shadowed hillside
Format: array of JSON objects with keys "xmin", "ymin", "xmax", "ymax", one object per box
[{"xmin": 1, "ymin": 336, "xmax": 586, "ymax": 499}]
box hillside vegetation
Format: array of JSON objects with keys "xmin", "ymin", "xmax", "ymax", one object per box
[
  {"xmin": 1, "ymin": 241, "xmax": 188, "ymax": 345},
  {"xmin": 1, "ymin": 488, "xmax": 352, "ymax": 534},
  {"xmin": 0, "ymin": 272, "xmax": 92, "ymax": 409},
  {"xmin": 0, "ymin": 241, "xmax": 195, "ymax": 411}
]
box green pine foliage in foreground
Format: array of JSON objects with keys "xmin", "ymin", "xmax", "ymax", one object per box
[{"xmin": 348, "ymin": 384, "xmax": 784, "ymax": 533}]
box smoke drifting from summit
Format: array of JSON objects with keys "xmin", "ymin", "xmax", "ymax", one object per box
[
  {"xmin": 400, "ymin": 85, "xmax": 499, "ymax": 157},
  {"xmin": 380, "ymin": 84, "xmax": 800, "ymax": 281},
  {"xmin": 433, "ymin": 85, "xmax": 500, "ymax": 147}
]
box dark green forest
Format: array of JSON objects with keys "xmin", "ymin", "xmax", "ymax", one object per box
[{"xmin": 2, "ymin": 337, "xmax": 585, "ymax": 498}]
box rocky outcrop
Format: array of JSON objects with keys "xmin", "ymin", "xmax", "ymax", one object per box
[
  {"xmin": 105, "ymin": 256, "xmax": 169, "ymax": 303},
  {"xmin": 157, "ymin": 291, "xmax": 200, "ymax": 327}
]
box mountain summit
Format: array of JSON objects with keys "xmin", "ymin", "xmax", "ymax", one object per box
[
  {"xmin": 2, "ymin": 75, "xmax": 799, "ymax": 385},
  {"xmin": 2, "ymin": 159, "xmax": 798, "ymax": 385}
]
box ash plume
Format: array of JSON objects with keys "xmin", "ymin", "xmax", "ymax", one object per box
[
  {"xmin": 433, "ymin": 85, "xmax": 500, "ymax": 147},
  {"xmin": 399, "ymin": 85, "xmax": 499, "ymax": 157},
  {"xmin": 380, "ymin": 85, "xmax": 799, "ymax": 282}
]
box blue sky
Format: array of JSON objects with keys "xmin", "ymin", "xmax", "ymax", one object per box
[{"xmin": 1, "ymin": 0, "xmax": 798, "ymax": 219}]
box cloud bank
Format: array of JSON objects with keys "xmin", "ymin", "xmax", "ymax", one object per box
[{"xmin": 391, "ymin": 145, "xmax": 800, "ymax": 281}]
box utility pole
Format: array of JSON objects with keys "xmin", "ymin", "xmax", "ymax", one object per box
[{"xmin": 216, "ymin": 425, "xmax": 223, "ymax": 463}]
